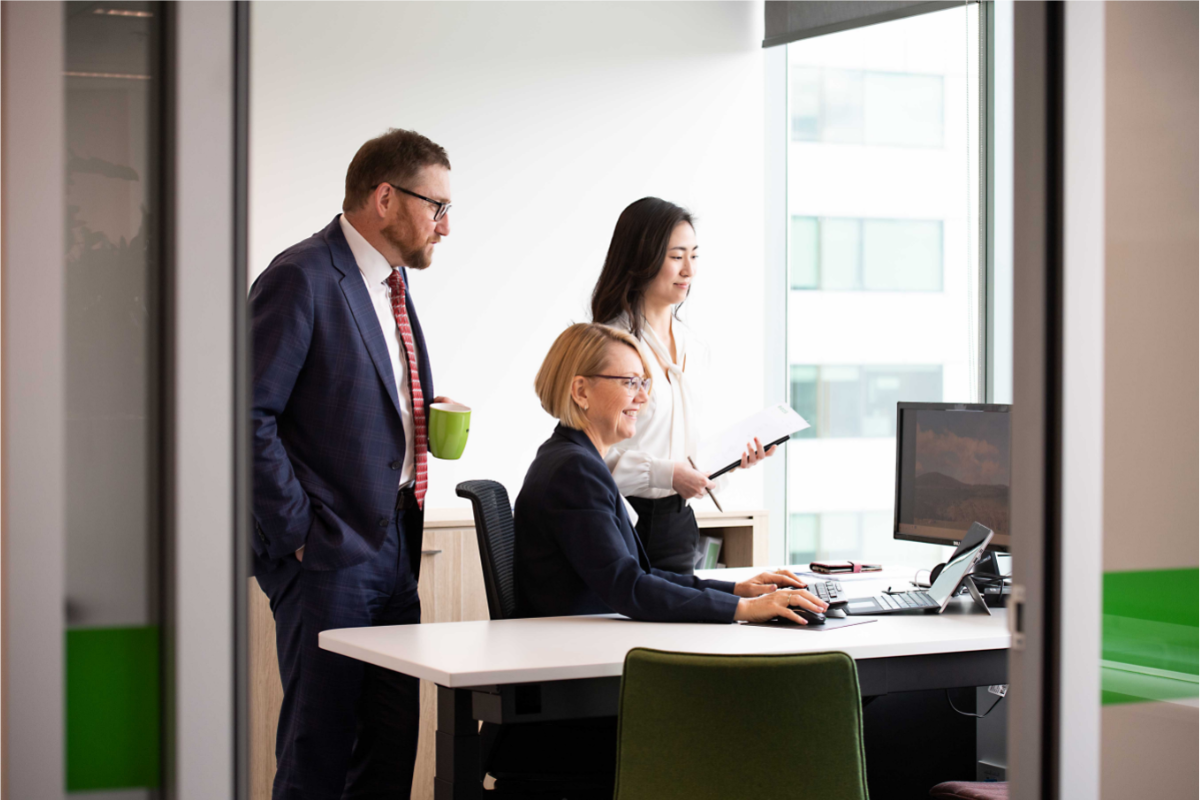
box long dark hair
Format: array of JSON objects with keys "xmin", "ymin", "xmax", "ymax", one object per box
[{"xmin": 590, "ymin": 197, "xmax": 694, "ymax": 340}]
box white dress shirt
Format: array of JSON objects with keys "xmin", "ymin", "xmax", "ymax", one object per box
[
  {"xmin": 603, "ymin": 313, "xmax": 724, "ymax": 501},
  {"xmin": 339, "ymin": 214, "xmax": 416, "ymax": 487}
]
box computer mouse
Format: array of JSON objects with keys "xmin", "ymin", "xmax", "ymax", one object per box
[
  {"xmin": 825, "ymin": 607, "xmax": 847, "ymax": 619},
  {"xmin": 773, "ymin": 608, "xmax": 826, "ymax": 626},
  {"xmin": 795, "ymin": 608, "xmax": 826, "ymax": 625}
]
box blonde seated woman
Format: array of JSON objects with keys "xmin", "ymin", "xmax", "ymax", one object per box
[
  {"xmin": 484, "ymin": 323, "xmax": 829, "ymax": 799},
  {"xmin": 514, "ymin": 322, "xmax": 827, "ymax": 624}
]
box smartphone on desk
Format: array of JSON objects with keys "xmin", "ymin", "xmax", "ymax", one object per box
[{"xmin": 810, "ymin": 561, "xmax": 882, "ymax": 575}]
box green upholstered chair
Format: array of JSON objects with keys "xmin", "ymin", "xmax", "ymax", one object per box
[{"xmin": 613, "ymin": 648, "xmax": 869, "ymax": 800}]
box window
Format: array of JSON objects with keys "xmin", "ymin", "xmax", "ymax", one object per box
[
  {"xmin": 789, "ymin": 365, "xmax": 944, "ymax": 438},
  {"xmin": 790, "ymin": 67, "xmax": 944, "ymax": 148},
  {"xmin": 789, "ymin": 217, "xmax": 819, "ymax": 289},
  {"xmin": 788, "ymin": 511, "xmax": 899, "ymax": 564},
  {"xmin": 785, "ymin": 6, "xmax": 982, "ymax": 567},
  {"xmin": 789, "ymin": 217, "xmax": 943, "ymax": 291},
  {"xmin": 788, "ymin": 510, "xmax": 937, "ymax": 567},
  {"xmin": 790, "ymin": 512, "xmax": 870, "ymax": 564}
]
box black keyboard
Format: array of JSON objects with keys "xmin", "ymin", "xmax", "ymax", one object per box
[
  {"xmin": 807, "ymin": 579, "xmax": 846, "ymax": 605},
  {"xmin": 877, "ymin": 591, "xmax": 937, "ymax": 610},
  {"xmin": 842, "ymin": 589, "xmax": 942, "ymax": 616}
]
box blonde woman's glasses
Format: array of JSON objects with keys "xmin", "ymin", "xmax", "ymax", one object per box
[{"xmin": 588, "ymin": 375, "xmax": 652, "ymax": 395}]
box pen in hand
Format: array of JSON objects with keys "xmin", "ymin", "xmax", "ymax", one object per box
[{"xmin": 687, "ymin": 456, "xmax": 723, "ymax": 512}]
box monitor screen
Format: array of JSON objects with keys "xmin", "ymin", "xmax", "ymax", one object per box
[{"xmin": 894, "ymin": 403, "xmax": 1011, "ymax": 552}]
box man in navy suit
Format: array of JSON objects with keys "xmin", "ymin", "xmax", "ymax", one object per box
[{"xmin": 251, "ymin": 128, "xmax": 453, "ymax": 799}]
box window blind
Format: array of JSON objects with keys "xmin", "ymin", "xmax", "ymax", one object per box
[{"xmin": 764, "ymin": 1, "xmax": 966, "ymax": 48}]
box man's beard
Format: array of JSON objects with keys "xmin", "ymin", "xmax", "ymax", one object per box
[{"xmin": 382, "ymin": 219, "xmax": 431, "ymax": 270}]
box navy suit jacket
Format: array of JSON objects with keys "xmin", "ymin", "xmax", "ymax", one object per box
[
  {"xmin": 250, "ymin": 216, "xmax": 434, "ymax": 575},
  {"xmin": 513, "ymin": 424, "xmax": 740, "ymax": 623}
]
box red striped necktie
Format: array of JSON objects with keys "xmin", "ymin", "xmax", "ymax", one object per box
[{"xmin": 386, "ymin": 270, "xmax": 427, "ymax": 509}]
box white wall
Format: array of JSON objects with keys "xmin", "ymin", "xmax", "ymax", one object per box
[{"xmin": 250, "ymin": 1, "xmax": 768, "ymax": 512}]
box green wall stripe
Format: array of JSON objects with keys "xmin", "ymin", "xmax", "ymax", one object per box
[
  {"xmin": 1101, "ymin": 568, "xmax": 1199, "ymax": 705},
  {"xmin": 65, "ymin": 625, "xmax": 161, "ymax": 791}
]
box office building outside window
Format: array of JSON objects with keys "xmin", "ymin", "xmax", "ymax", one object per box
[
  {"xmin": 790, "ymin": 67, "xmax": 945, "ymax": 148},
  {"xmin": 790, "ymin": 365, "xmax": 943, "ymax": 439},
  {"xmin": 790, "ymin": 217, "xmax": 944, "ymax": 291},
  {"xmin": 786, "ymin": 7, "xmax": 982, "ymax": 567}
]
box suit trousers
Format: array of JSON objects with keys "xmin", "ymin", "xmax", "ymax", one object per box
[
  {"xmin": 257, "ymin": 498, "xmax": 421, "ymax": 800},
  {"xmin": 626, "ymin": 494, "xmax": 698, "ymax": 575}
]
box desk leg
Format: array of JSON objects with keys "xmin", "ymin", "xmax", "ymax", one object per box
[{"xmin": 434, "ymin": 686, "xmax": 482, "ymax": 800}]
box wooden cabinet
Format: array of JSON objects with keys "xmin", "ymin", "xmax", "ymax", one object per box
[
  {"xmin": 249, "ymin": 575, "xmax": 282, "ymax": 800},
  {"xmin": 693, "ymin": 509, "xmax": 769, "ymax": 568},
  {"xmin": 249, "ymin": 508, "xmax": 767, "ymax": 800}
]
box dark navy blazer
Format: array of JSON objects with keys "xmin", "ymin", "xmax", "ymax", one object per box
[
  {"xmin": 514, "ymin": 425, "xmax": 740, "ymax": 623},
  {"xmin": 250, "ymin": 216, "xmax": 434, "ymax": 575}
]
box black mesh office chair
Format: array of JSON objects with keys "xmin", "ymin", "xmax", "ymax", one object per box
[
  {"xmin": 455, "ymin": 479, "xmax": 518, "ymax": 620},
  {"xmin": 455, "ymin": 480, "xmax": 611, "ymax": 799}
]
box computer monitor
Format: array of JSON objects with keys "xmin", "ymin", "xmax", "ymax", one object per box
[{"xmin": 893, "ymin": 402, "xmax": 1011, "ymax": 552}]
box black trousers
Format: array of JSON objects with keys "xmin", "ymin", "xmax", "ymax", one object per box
[
  {"xmin": 257, "ymin": 493, "xmax": 422, "ymax": 800},
  {"xmin": 626, "ymin": 494, "xmax": 699, "ymax": 575}
]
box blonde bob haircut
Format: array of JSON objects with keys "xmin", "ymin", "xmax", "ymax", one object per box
[{"xmin": 534, "ymin": 323, "xmax": 651, "ymax": 431}]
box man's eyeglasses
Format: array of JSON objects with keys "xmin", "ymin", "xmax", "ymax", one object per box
[
  {"xmin": 387, "ymin": 183, "xmax": 451, "ymax": 222},
  {"xmin": 589, "ymin": 375, "xmax": 652, "ymax": 394}
]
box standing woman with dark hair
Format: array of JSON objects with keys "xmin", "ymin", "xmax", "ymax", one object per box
[{"xmin": 590, "ymin": 197, "xmax": 776, "ymax": 574}]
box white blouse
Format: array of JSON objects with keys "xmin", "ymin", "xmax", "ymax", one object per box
[{"xmin": 603, "ymin": 313, "xmax": 725, "ymax": 501}]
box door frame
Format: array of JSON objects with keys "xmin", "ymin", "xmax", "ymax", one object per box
[
  {"xmin": 1, "ymin": 3, "xmax": 69, "ymax": 796},
  {"xmin": 163, "ymin": 2, "xmax": 248, "ymax": 798},
  {"xmin": 1008, "ymin": 2, "xmax": 1066, "ymax": 797}
]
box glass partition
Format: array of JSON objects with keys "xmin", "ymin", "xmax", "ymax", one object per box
[{"xmin": 64, "ymin": 2, "xmax": 163, "ymax": 796}]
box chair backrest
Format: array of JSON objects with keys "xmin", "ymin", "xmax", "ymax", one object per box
[
  {"xmin": 455, "ymin": 479, "xmax": 518, "ymax": 620},
  {"xmin": 614, "ymin": 648, "xmax": 869, "ymax": 800}
]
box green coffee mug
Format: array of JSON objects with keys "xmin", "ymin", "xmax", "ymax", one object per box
[{"xmin": 428, "ymin": 402, "xmax": 471, "ymax": 460}]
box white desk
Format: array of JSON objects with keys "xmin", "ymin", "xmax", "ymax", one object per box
[{"xmin": 320, "ymin": 567, "xmax": 1009, "ymax": 800}]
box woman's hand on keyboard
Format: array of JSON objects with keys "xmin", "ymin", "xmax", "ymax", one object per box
[
  {"xmin": 733, "ymin": 569, "xmax": 807, "ymax": 598},
  {"xmin": 734, "ymin": 589, "xmax": 827, "ymax": 624}
]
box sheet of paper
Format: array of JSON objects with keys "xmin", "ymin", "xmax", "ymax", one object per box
[{"xmin": 694, "ymin": 403, "xmax": 810, "ymax": 478}]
